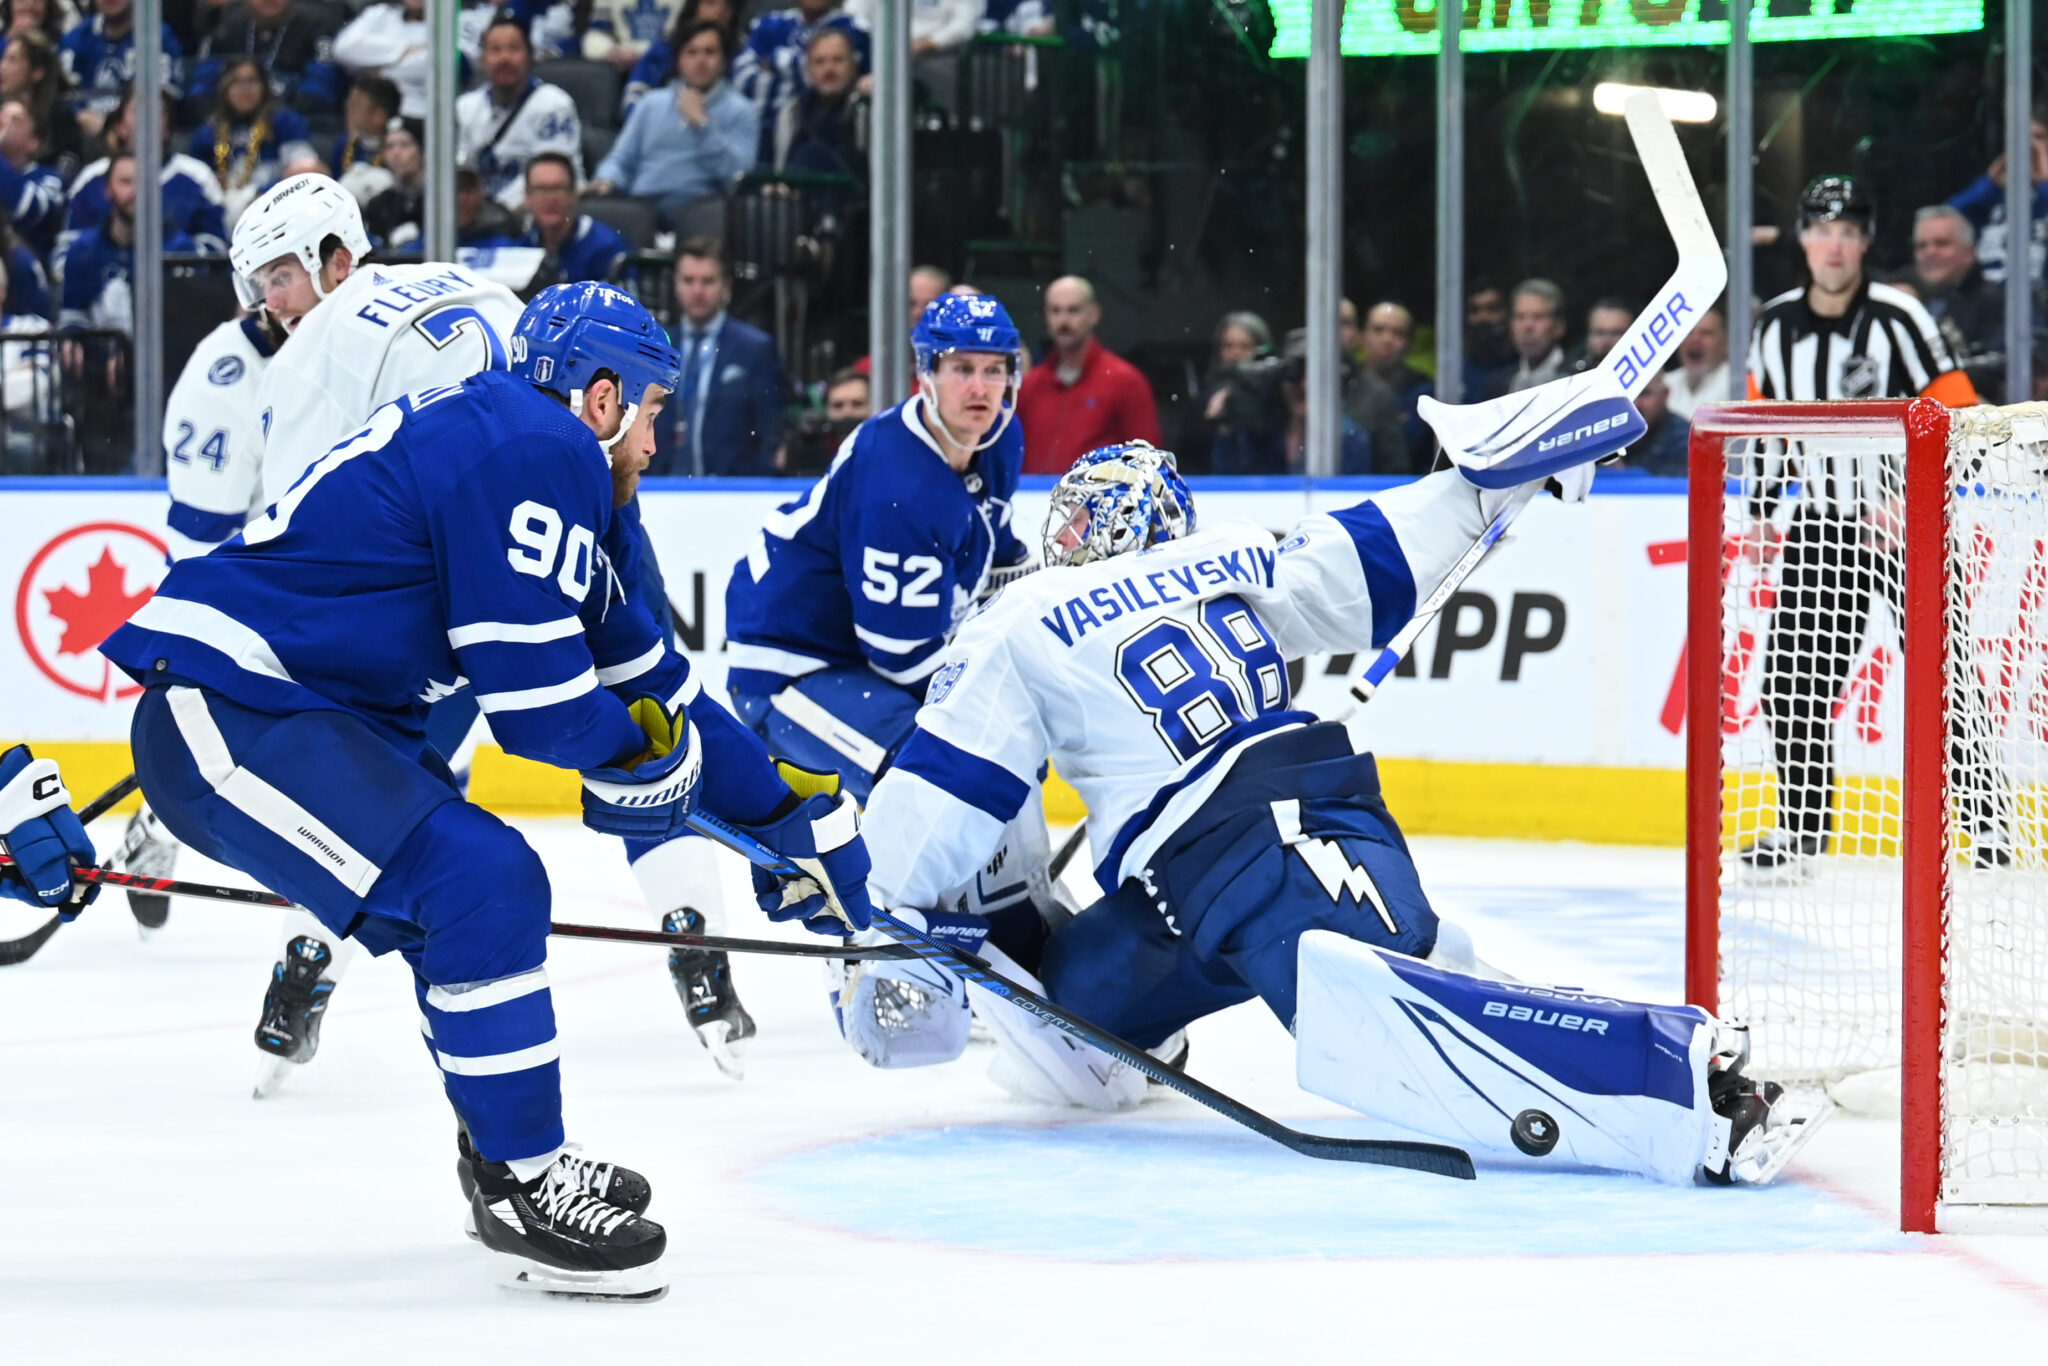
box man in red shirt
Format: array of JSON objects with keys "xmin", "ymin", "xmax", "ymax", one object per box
[{"xmin": 1017, "ymin": 275, "xmax": 1161, "ymax": 473}]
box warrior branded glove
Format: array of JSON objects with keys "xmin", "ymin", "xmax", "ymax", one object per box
[
  {"xmin": 738, "ymin": 763, "xmax": 874, "ymax": 936},
  {"xmin": 978, "ymin": 551, "xmax": 1039, "ymax": 603},
  {"xmin": 579, "ymin": 696, "xmax": 702, "ymax": 841},
  {"xmin": 0, "ymin": 745, "xmax": 98, "ymax": 918}
]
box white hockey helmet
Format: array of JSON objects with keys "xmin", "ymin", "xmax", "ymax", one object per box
[{"xmin": 229, "ymin": 174, "xmax": 373, "ymax": 310}]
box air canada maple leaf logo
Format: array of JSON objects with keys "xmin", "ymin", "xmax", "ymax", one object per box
[{"xmin": 15, "ymin": 522, "xmax": 168, "ymax": 702}]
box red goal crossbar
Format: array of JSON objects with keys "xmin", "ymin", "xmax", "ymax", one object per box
[{"xmin": 1685, "ymin": 398, "xmax": 1954, "ymax": 1234}]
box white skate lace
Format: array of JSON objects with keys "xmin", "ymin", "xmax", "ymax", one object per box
[
  {"xmin": 535, "ymin": 1165, "xmax": 632, "ymax": 1236},
  {"xmin": 560, "ymin": 1152, "xmax": 619, "ymax": 1203}
]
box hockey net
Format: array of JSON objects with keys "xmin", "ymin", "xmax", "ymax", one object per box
[{"xmin": 1686, "ymin": 400, "xmax": 2048, "ymax": 1232}]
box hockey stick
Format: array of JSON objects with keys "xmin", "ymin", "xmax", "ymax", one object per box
[
  {"xmin": 0, "ymin": 857, "xmax": 921, "ymax": 962},
  {"xmin": 1338, "ymin": 93, "xmax": 1725, "ymax": 710},
  {"xmin": 684, "ymin": 807, "xmax": 1477, "ymax": 1179},
  {"xmin": 0, "ymin": 771, "xmax": 146, "ymax": 967}
]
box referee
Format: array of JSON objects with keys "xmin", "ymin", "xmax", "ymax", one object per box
[{"xmin": 1742, "ymin": 174, "xmax": 1991, "ymax": 869}]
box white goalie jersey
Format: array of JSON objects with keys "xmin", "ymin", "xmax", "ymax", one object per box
[
  {"xmin": 163, "ymin": 317, "xmax": 276, "ymax": 561},
  {"xmin": 256, "ymin": 262, "xmax": 525, "ymax": 504},
  {"xmin": 863, "ymin": 471, "xmax": 1494, "ymax": 912}
]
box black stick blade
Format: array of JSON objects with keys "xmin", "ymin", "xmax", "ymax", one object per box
[{"xmin": 1282, "ymin": 1132, "xmax": 1477, "ymax": 1179}]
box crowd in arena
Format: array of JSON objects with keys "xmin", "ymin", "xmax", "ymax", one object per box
[{"xmin": 0, "ymin": 0, "xmax": 2037, "ymax": 475}]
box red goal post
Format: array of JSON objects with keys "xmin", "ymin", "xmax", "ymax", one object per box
[{"xmin": 1685, "ymin": 398, "xmax": 2048, "ymax": 1234}]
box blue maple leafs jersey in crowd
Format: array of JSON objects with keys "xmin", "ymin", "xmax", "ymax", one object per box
[
  {"xmin": 60, "ymin": 18, "xmax": 187, "ymax": 114},
  {"xmin": 723, "ymin": 398, "xmax": 1028, "ymax": 697},
  {"xmin": 63, "ymin": 154, "xmax": 231, "ymax": 258},
  {"xmin": 860, "ymin": 471, "xmax": 1497, "ymax": 910},
  {"xmin": 102, "ymin": 371, "xmax": 785, "ymax": 817},
  {"xmin": 0, "ymin": 157, "xmax": 66, "ymax": 262}
]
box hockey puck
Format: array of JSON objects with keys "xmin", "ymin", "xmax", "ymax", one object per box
[{"xmin": 1511, "ymin": 1108, "xmax": 1560, "ymax": 1156}]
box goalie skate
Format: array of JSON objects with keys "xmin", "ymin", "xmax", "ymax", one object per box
[
  {"xmin": 663, "ymin": 908, "xmax": 755, "ymax": 1079},
  {"xmin": 472, "ymin": 1154, "xmax": 667, "ymax": 1302},
  {"xmin": 1703, "ymin": 1059, "xmax": 1833, "ymax": 1187}
]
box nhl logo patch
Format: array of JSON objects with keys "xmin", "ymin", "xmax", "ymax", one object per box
[
  {"xmin": 925, "ymin": 660, "xmax": 966, "ymax": 705},
  {"xmin": 207, "ymin": 355, "xmax": 245, "ymax": 385},
  {"xmin": 1840, "ymin": 354, "xmax": 1880, "ymax": 399}
]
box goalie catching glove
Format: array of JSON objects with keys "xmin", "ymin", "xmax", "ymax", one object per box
[
  {"xmin": 580, "ymin": 696, "xmax": 702, "ymax": 841},
  {"xmin": 737, "ymin": 762, "xmax": 873, "ymax": 936},
  {"xmin": 0, "ymin": 745, "xmax": 98, "ymax": 918}
]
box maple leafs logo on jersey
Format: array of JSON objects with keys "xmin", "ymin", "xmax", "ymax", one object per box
[{"xmin": 44, "ymin": 547, "xmax": 153, "ymax": 656}]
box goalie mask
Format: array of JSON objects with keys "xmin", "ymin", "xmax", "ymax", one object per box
[{"xmin": 1042, "ymin": 441, "xmax": 1196, "ymax": 568}]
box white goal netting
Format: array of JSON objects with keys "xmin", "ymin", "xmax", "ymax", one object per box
[{"xmin": 1712, "ymin": 403, "xmax": 2048, "ymax": 1207}]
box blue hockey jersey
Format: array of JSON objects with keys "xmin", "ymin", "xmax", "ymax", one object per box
[
  {"xmin": 520, "ymin": 214, "xmax": 629, "ymax": 284},
  {"xmin": 0, "ymin": 156, "xmax": 65, "ymax": 262},
  {"xmin": 724, "ymin": 398, "xmax": 1027, "ymax": 697},
  {"xmin": 59, "ymin": 17, "xmax": 186, "ymax": 114},
  {"xmin": 64, "ymin": 154, "xmax": 231, "ymax": 258},
  {"xmin": 102, "ymin": 370, "xmax": 787, "ymax": 819}
]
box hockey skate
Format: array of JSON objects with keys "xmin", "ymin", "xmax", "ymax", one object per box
[
  {"xmin": 663, "ymin": 909, "xmax": 755, "ymax": 1079},
  {"xmin": 110, "ymin": 804, "xmax": 178, "ymax": 936},
  {"xmin": 251, "ymin": 935, "xmax": 338, "ymax": 1099},
  {"xmin": 1738, "ymin": 829, "xmax": 1822, "ymax": 873},
  {"xmin": 1702, "ymin": 1026, "xmax": 1832, "ymax": 1186},
  {"xmin": 456, "ymin": 1128, "xmax": 653, "ymax": 1240},
  {"xmin": 471, "ymin": 1152, "xmax": 668, "ymax": 1301}
]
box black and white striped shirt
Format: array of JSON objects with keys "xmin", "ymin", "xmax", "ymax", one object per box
[{"xmin": 1744, "ymin": 279, "xmax": 1965, "ymax": 519}]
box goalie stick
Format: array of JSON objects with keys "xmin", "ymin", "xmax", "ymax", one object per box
[
  {"xmin": 0, "ymin": 771, "xmax": 144, "ymax": 967},
  {"xmin": 1341, "ymin": 92, "xmax": 1725, "ymax": 708},
  {"xmin": 0, "ymin": 856, "xmax": 921, "ymax": 962},
  {"xmin": 684, "ymin": 806, "xmax": 1478, "ymax": 1180}
]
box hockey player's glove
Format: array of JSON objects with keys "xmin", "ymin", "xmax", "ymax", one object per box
[
  {"xmin": 738, "ymin": 765, "xmax": 874, "ymax": 936},
  {"xmin": 978, "ymin": 552, "xmax": 1039, "ymax": 603},
  {"xmin": 0, "ymin": 745, "xmax": 98, "ymax": 918},
  {"xmin": 579, "ymin": 697, "xmax": 702, "ymax": 841}
]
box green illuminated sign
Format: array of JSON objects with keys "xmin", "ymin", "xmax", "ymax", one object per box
[{"xmin": 1268, "ymin": 1, "xmax": 1985, "ymax": 59}]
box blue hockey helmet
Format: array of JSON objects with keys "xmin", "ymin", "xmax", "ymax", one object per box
[
  {"xmin": 912, "ymin": 294, "xmax": 1022, "ymax": 451},
  {"xmin": 510, "ymin": 283, "xmax": 682, "ymax": 436},
  {"xmin": 1043, "ymin": 441, "xmax": 1196, "ymax": 568}
]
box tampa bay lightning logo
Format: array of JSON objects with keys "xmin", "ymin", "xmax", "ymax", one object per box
[
  {"xmin": 207, "ymin": 355, "xmax": 245, "ymax": 385},
  {"xmin": 925, "ymin": 660, "xmax": 966, "ymax": 705},
  {"xmin": 1277, "ymin": 532, "xmax": 1307, "ymax": 555}
]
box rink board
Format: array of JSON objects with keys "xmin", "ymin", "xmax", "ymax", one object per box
[{"xmin": 0, "ymin": 475, "xmax": 1703, "ymax": 844}]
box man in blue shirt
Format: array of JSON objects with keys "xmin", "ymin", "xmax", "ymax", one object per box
[
  {"xmin": 99, "ymin": 282, "xmax": 875, "ymax": 1301},
  {"xmin": 59, "ymin": 0, "xmax": 185, "ymax": 127},
  {"xmin": 520, "ymin": 152, "xmax": 630, "ymax": 284},
  {"xmin": 59, "ymin": 152, "xmax": 197, "ymax": 333},
  {"xmin": 653, "ymin": 235, "xmax": 783, "ymax": 476}
]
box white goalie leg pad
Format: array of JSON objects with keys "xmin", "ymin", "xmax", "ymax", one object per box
[
  {"xmin": 829, "ymin": 909, "xmax": 973, "ymax": 1069},
  {"xmin": 628, "ymin": 833, "xmax": 729, "ymax": 933},
  {"xmin": 273, "ymin": 903, "xmax": 359, "ymax": 981},
  {"xmin": 1294, "ymin": 931, "xmax": 1715, "ymax": 1184},
  {"xmin": 971, "ymin": 941, "xmax": 1146, "ymax": 1112}
]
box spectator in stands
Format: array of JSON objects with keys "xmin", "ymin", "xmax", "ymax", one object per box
[
  {"xmin": 850, "ymin": 263, "xmax": 949, "ymax": 385},
  {"xmin": 66, "ymin": 84, "xmax": 230, "ymax": 256},
  {"xmin": 0, "ymin": 97, "xmax": 63, "ymax": 261},
  {"xmin": 2, "ymin": 0, "xmax": 72, "ymax": 54},
  {"xmin": 3, "ymin": 30, "xmax": 81, "ymax": 177},
  {"xmin": 1616, "ymin": 369, "xmax": 1687, "ymax": 476},
  {"xmin": 58, "ymin": 149, "xmax": 195, "ymax": 332},
  {"xmin": 787, "ymin": 362, "xmax": 867, "ymax": 472},
  {"xmin": 1017, "ymin": 273, "xmax": 1160, "ymax": 474},
  {"xmin": 360, "ymin": 114, "xmax": 422, "ymax": 246},
  {"xmin": 455, "ymin": 15, "xmax": 579, "ymax": 212},
  {"xmin": 1463, "ymin": 278, "xmax": 1514, "ymax": 399},
  {"xmin": 330, "ymin": 72, "xmax": 398, "ymax": 204},
  {"xmin": 192, "ymin": 0, "xmax": 342, "ymax": 119},
  {"xmin": 1946, "ymin": 111, "xmax": 2046, "ymax": 290},
  {"xmin": 1909, "ymin": 204, "xmax": 2004, "ymax": 385},
  {"xmin": 1338, "ymin": 296, "xmax": 1366, "ymax": 365},
  {"xmin": 190, "ymin": 56, "xmax": 316, "ymax": 223},
  {"xmin": 1207, "ymin": 327, "xmax": 1374, "ymax": 475},
  {"xmin": 843, "ymin": 0, "xmax": 976, "ymax": 110},
  {"xmin": 731, "ymin": 0, "xmax": 867, "ymax": 161},
  {"xmin": 583, "ymin": 0, "xmax": 687, "ymax": 77},
  {"xmin": 1573, "ymin": 296, "xmax": 1631, "ymax": 369},
  {"xmin": 1361, "ymin": 301, "xmax": 1432, "ymax": 466},
  {"xmin": 0, "ymin": 252, "xmax": 57, "ymax": 466},
  {"xmin": 623, "ymin": 0, "xmax": 735, "ymax": 112},
  {"xmin": 520, "ymin": 150, "xmax": 628, "ymax": 283},
  {"xmin": 60, "ymin": 0, "xmax": 182, "ymax": 135},
  {"xmin": 454, "ymin": 162, "xmax": 520, "ymax": 248},
  {"xmin": 653, "ymin": 234, "xmax": 785, "ymax": 475},
  {"xmin": 771, "ymin": 24, "xmax": 864, "ymax": 185},
  {"xmin": 1196, "ymin": 308, "xmax": 1270, "ymax": 471},
  {"xmin": 588, "ymin": 19, "xmax": 751, "ymax": 239},
  {"xmin": 1506, "ymin": 278, "xmax": 1567, "ymax": 393},
  {"xmin": 1662, "ymin": 305, "xmax": 1730, "ymax": 421},
  {"xmin": 981, "ymin": 0, "xmax": 1053, "ymax": 37},
  {"xmin": 334, "ymin": 0, "xmax": 431, "ymax": 120},
  {"xmin": 0, "ymin": 192, "xmax": 51, "ymax": 319}
]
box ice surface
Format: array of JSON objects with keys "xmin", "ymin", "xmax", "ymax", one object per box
[{"xmin": 5, "ymin": 822, "xmax": 2048, "ymax": 1364}]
